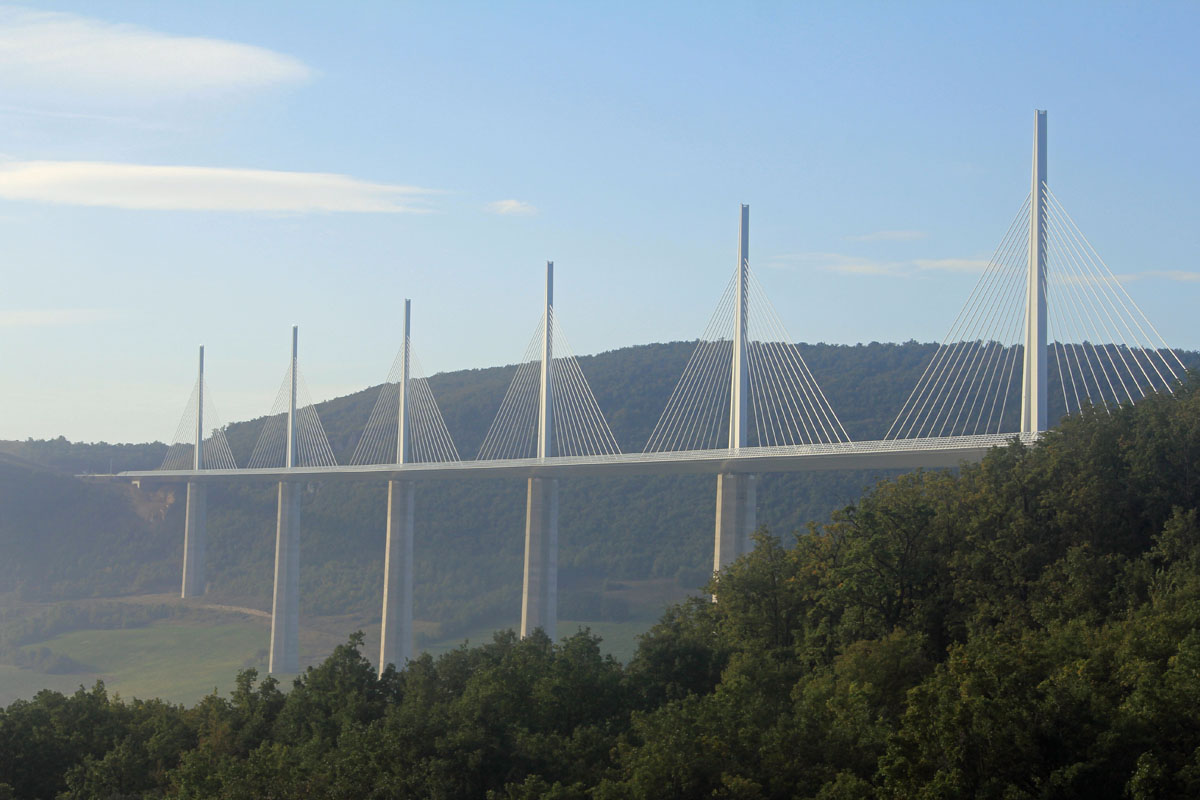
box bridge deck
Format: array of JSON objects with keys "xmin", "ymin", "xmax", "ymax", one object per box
[{"xmin": 113, "ymin": 434, "xmax": 1034, "ymax": 484}]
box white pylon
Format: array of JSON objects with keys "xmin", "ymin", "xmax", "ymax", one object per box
[
  {"xmin": 1021, "ymin": 110, "xmax": 1048, "ymax": 434},
  {"xmin": 538, "ymin": 262, "xmax": 554, "ymax": 459},
  {"xmin": 729, "ymin": 205, "xmax": 749, "ymax": 449}
]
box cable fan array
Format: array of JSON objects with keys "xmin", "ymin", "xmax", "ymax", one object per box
[
  {"xmin": 1042, "ymin": 186, "xmax": 1185, "ymax": 411},
  {"xmin": 246, "ymin": 363, "xmax": 337, "ymax": 468},
  {"xmin": 351, "ymin": 340, "xmax": 459, "ymax": 465},
  {"xmin": 159, "ymin": 377, "xmax": 237, "ymax": 470},
  {"xmin": 646, "ymin": 264, "xmax": 850, "ymax": 452},
  {"xmin": 888, "ymin": 187, "xmax": 1184, "ymax": 440},
  {"xmin": 154, "ymin": 183, "xmax": 1185, "ymax": 471},
  {"xmin": 476, "ymin": 307, "xmax": 621, "ymax": 460}
]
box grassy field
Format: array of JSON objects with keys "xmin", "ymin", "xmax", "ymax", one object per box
[
  {"xmin": 1, "ymin": 620, "xmax": 268, "ymax": 706},
  {"xmin": 0, "ymin": 579, "xmax": 696, "ymax": 707},
  {"xmin": 0, "ymin": 664, "xmax": 105, "ymax": 705},
  {"xmin": 1, "ymin": 616, "xmax": 657, "ymax": 707}
]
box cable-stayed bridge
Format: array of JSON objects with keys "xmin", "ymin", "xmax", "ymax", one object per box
[{"xmin": 117, "ymin": 111, "xmax": 1185, "ymax": 675}]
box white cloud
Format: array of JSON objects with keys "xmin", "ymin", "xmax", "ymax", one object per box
[
  {"xmin": 0, "ymin": 7, "xmax": 309, "ymax": 97},
  {"xmin": 1117, "ymin": 269, "xmax": 1200, "ymax": 283},
  {"xmin": 485, "ymin": 199, "xmax": 537, "ymax": 216},
  {"xmin": 1057, "ymin": 273, "xmax": 1115, "ymax": 287},
  {"xmin": 0, "ymin": 161, "xmax": 437, "ymax": 213},
  {"xmin": 913, "ymin": 258, "xmax": 989, "ymax": 273},
  {"xmin": 0, "ymin": 308, "xmax": 117, "ymax": 327},
  {"xmin": 846, "ymin": 230, "xmax": 927, "ymax": 242},
  {"xmin": 0, "ymin": 102, "xmax": 175, "ymax": 131},
  {"xmin": 824, "ymin": 259, "xmax": 906, "ymax": 276},
  {"xmin": 769, "ymin": 252, "xmax": 989, "ymax": 278},
  {"xmin": 769, "ymin": 252, "xmax": 906, "ymax": 277}
]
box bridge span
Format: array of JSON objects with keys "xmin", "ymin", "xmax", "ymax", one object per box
[
  {"xmin": 104, "ymin": 111, "xmax": 1183, "ymax": 677},
  {"xmin": 123, "ymin": 434, "xmax": 1028, "ymax": 484}
]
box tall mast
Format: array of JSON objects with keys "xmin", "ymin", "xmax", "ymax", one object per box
[
  {"xmin": 537, "ymin": 262, "xmax": 554, "ymax": 459},
  {"xmin": 286, "ymin": 326, "xmax": 298, "ymax": 467},
  {"xmin": 194, "ymin": 346, "xmax": 204, "ymax": 470},
  {"xmin": 396, "ymin": 300, "xmax": 411, "ymax": 464},
  {"xmin": 729, "ymin": 205, "xmax": 749, "ymax": 448},
  {"xmin": 1021, "ymin": 110, "xmax": 1048, "ymax": 434}
]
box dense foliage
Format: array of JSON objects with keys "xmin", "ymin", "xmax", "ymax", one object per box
[{"xmin": 4, "ymin": 379, "xmax": 1200, "ymax": 798}]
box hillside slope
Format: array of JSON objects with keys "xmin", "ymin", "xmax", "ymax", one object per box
[
  {"xmin": 0, "ymin": 459, "xmax": 179, "ymax": 601},
  {"xmin": 2, "ymin": 341, "xmax": 1196, "ymax": 642}
]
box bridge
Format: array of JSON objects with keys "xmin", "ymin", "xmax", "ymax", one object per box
[{"xmin": 115, "ymin": 111, "xmax": 1185, "ymax": 675}]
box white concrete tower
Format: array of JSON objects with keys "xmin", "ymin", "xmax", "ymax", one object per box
[
  {"xmin": 521, "ymin": 262, "xmax": 559, "ymax": 638},
  {"xmin": 195, "ymin": 346, "xmax": 205, "ymax": 472},
  {"xmin": 1021, "ymin": 110, "xmax": 1049, "ymax": 434},
  {"xmin": 380, "ymin": 300, "xmax": 416, "ymax": 675},
  {"xmin": 269, "ymin": 326, "xmax": 301, "ymax": 674},
  {"xmin": 396, "ymin": 299, "xmax": 412, "ymax": 464},
  {"xmin": 286, "ymin": 326, "xmax": 298, "ymax": 467},
  {"xmin": 538, "ymin": 264, "xmax": 554, "ymax": 459},
  {"xmin": 181, "ymin": 346, "xmax": 207, "ymax": 598},
  {"xmin": 730, "ymin": 204, "xmax": 750, "ymax": 449},
  {"xmin": 714, "ymin": 205, "xmax": 757, "ymax": 575}
]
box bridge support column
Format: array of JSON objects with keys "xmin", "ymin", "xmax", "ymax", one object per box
[
  {"xmin": 379, "ymin": 479, "xmax": 414, "ymax": 674},
  {"xmin": 269, "ymin": 481, "xmax": 301, "ymax": 674},
  {"xmin": 181, "ymin": 482, "xmax": 206, "ymax": 598},
  {"xmin": 714, "ymin": 473, "xmax": 756, "ymax": 573},
  {"xmin": 1021, "ymin": 109, "xmax": 1049, "ymax": 434},
  {"xmin": 713, "ymin": 206, "xmax": 756, "ymax": 585},
  {"xmin": 182, "ymin": 345, "xmax": 207, "ymax": 598},
  {"xmin": 520, "ymin": 477, "xmax": 558, "ymax": 638}
]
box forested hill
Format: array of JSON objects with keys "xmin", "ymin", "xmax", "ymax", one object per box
[
  {"xmin": 221, "ymin": 339, "xmax": 946, "ymax": 462},
  {"xmin": 5, "ymin": 369, "xmax": 1200, "ymax": 798},
  {"xmin": 1, "ymin": 341, "xmax": 1197, "ymax": 641}
]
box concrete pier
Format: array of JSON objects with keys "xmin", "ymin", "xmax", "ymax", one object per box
[
  {"xmin": 269, "ymin": 481, "xmax": 301, "ymax": 674},
  {"xmin": 182, "ymin": 346, "xmax": 207, "ymax": 598},
  {"xmin": 520, "ymin": 476, "xmax": 558, "ymax": 638},
  {"xmin": 713, "ymin": 207, "xmax": 757, "ymax": 581},
  {"xmin": 714, "ymin": 472, "xmax": 756, "ymax": 572},
  {"xmin": 181, "ymin": 482, "xmax": 206, "ymax": 597},
  {"xmin": 379, "ymin": 479, "xmax": 415, "ymax": 672},
  {"xmin": 520, "ymin": 263, "xmax": 559, "ymax": 639}
]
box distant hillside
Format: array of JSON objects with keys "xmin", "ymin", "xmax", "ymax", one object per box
[
  {"xmin": 0, "ymin": 437, "xmax": 166, "ymax": 476},
  {"xmin": 2, "ymin": 340, "xmax": 1197, "ymax": 641},
  {"xmin": 0, "ymin": 458, "xmax": 179, "ymax": 602}
]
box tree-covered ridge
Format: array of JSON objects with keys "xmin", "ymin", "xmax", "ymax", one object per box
[{"xmin": 4, "ymin": 380, "xmax": 1200, "ymax": 798}]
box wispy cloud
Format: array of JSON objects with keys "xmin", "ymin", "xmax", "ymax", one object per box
[
  {"xmin": 769, "ymin": 252, "xmax": 988, "ymax": 278},
  {"xmin": 913, "ymin": 258, "xmax": 989, "ymax": 273},
  {"xmin": 0, "ymin": 161, "xmax": 437, "ymax": 213},
  {"xmin": 1057, "ymin": 273, "xmax": 1116, "ymax": 287},
  {"xmin": 1117, "ymin": 269, "xmax": 1200, "ymax": 283},
  {"xmin": 0, "ymin": 7, "xmax": 310, "ymax": 97},
  {"xmin": 485, "ymin": 199, "xmax": 537, "ymax": 216},
  {"xmin": 821, "ymin": 257, "xmax": 907, "ymax": 276},
  {"xmin": 0, "ymin": 308, "xmax": 117, "ymax": 327},
  {"xmin": 770, "ymin": 252, "xmax": 906, "ymax": 276},
  {"xmin": 846, "ymin": 229, "xmax": 927, "ymax": 242},
  {"xmin": 0, "ymin": 103, "xmax": 177, "ymax": 131}
]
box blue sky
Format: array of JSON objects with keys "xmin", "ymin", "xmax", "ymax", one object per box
[{"xmin": 0, "ymin": 1, "xmax": 1197, "ymax": 442}]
